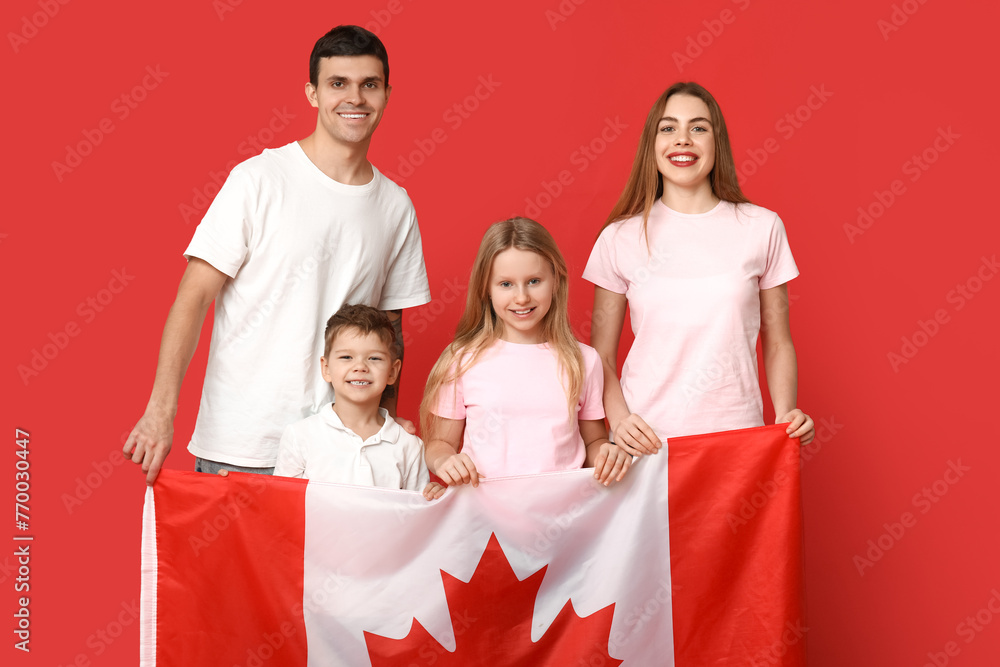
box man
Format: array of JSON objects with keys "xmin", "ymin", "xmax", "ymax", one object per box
[{"xmin": 124, "ymin": 26, "xmax": 430, "ymax": 484}]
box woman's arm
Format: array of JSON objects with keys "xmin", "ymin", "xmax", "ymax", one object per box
[
  {"xmin": 590, "ymin": 286, "xmax": 662, "ymax": 455},
  {"xmin": 759, "ymin": 283, "xmax": 815, "ymax": 444},
  {"xmin": 424, "ymin": 417, "xmax": 482, "ymax": 487}
]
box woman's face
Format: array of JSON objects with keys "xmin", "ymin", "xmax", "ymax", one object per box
[{"xmin": 653, "ymin": 94, "xmax": 716, "ymax": 193}]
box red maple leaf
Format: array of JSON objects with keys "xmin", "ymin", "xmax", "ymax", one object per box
[{"xmin": 364, "ymin": 533, "xmax": 623, "ymax": 666}]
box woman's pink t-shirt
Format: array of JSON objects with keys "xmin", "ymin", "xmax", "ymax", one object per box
[{"xmin": 583, "ymin": 200, "xmax": 799, "ymax": 439}]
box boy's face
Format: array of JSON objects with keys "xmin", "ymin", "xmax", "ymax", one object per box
[
  {"xmin": 321, "ymin": 328, "xmax": 400, "ymax": 406},
  {"xmin": 306, "ymin": 55, "xmax": 390, "ymax": 149}
]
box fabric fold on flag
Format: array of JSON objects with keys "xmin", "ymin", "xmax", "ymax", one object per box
[{"xmin": 140, "ymin": 423, "xmax": 803, "ymax": 666}]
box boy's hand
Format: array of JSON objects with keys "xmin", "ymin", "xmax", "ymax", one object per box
[
  {"xmin": 422, "ymin": 482, "xmax": 447, "ymax": 500},
  {"xmin": 592, "ymin": 443, "xmax": 631, "ymax": 486},
  {"xmin": 432, "ymin": 453, "xmax": 482, "ymax": 488},
  {"xmin": 777, "ymin": 409, "xmax": 815, "ymax": 445}
]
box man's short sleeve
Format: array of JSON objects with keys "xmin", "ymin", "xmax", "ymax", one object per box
[
  {"xmin": 378, "ymin": 207, "xmax": 431, "ymax": 310},
  {"xmin": 183, "ymin": 168, "xmax": 255, "ymax": 278}
]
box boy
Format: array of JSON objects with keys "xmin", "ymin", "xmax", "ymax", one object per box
[{"xmin": 274, "ymin": 305, "xmax": 428, "ymax": 491}]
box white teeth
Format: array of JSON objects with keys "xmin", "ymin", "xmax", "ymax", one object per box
[
  {"xmin": 349, "ymin": 381, "xmax": 370, "ymax": 385},
  {"xmin": 670, "ymin": 155, "xmax": 695, "ymax": 162},
  {"xmin": 514, "ymin": 309, "xmax": 532, "ymax": 315},
  {"xmin": 340, "ymin": 113, "xmax": 367, "ymax": 118}
]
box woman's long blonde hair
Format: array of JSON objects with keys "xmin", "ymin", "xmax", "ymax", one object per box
[
  {"xmin": 603, "ymin": 82, "xmax": 750, "ymax": 237},
  {"xmin": 420, "ymin": 218, "xmax": 584, "ymax": 436}
]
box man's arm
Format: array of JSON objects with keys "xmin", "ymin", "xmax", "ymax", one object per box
[{"xmin": 123, "ymin": 258, "xmax": 228, "ymax": 484}]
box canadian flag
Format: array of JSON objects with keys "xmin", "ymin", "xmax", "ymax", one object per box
[{"xmin": 139, "ymin": 424, "xmax": 804, "ymax": 666}]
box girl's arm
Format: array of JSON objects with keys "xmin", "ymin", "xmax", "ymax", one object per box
[
  {"xmin": 581, "ymin": 419, "xmax": 631, "ymax": 486},
  {"xmin": 423, "ymin": 417, "xmax": 483, "ymax": 487},
  {"xmin": 590, "ymin": 286, "xmax": 662, "ymax": 456},
  {"xmin": 759, "ymin": 283, "xmax": 815, "ymax": 444}
]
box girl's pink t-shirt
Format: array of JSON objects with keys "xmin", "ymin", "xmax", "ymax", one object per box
[
  {"xmin": 583, "ymin": 200, "xmax": 799, "ymax": 440},
  {"xmin": 432, "ymin": 340, "xmax": 605, "ymax": 477}
]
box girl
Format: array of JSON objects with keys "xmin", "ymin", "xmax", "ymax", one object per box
[
  {"xmin": 422, "ymin": 217, "xmax": 631, "ymax": 498},
  {"xmin": 584, "ymin": 82, "xmax": 815, "ymax": 455}
]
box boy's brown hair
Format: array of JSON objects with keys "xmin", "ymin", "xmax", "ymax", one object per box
[{"xmin": 323, "ymin": 304, "xmax": 398, "ymax": 358}]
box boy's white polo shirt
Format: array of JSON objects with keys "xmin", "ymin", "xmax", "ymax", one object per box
[{"xmin": 274, "ymin": 404, "xmax": 428, "ymax": 491}]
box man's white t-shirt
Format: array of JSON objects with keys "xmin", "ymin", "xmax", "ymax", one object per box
[
  {"xmin": 583, "ymin": 200, "xmax": 799, "ymax": 440},
  {"xmin": 184, "ymin": 142, "xmax": 430, "ymax": 466}
]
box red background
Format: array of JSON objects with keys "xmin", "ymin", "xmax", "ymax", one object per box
[{"xmin": 4, "ymin": 0, "xmax": 998, "ymax": 665}]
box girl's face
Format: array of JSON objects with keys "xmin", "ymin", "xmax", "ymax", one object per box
[
  {"xmin": 654, "ymin": 94, "xmax": 716, "ymax": 194},
  {"xmin": 488, "ymin": 247, "xmax": 555, "ymax": 345}
]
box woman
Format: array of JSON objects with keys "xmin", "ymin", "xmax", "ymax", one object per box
[{"xmin": 584, "ymin": 82, "xmax": 814, "ymax": 455}]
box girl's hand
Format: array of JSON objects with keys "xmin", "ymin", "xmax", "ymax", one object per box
[
  {"xmin": 432, "ymin": 453, "xmax": 483, "ymax": 488},
  {"xmin": 777, "ymin": 409, "xmax": 815, "ymax": 445},
  {"xmin": 422, "ymin": 482, "xmax": 447, "ymax": 500},
  {"xmin": 611, "ymin": 414, "xmax": 661, "ymax": 456},
  {"xmin": 592, "ymin": 443, "xmax": 632, "ymax": 486}
]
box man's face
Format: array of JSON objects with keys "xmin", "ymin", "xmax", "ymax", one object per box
[{"xmin": 306, "ymin": 55, "xmax": 390, "ymax": 148}]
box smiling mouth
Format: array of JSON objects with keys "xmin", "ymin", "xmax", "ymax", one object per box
[
  {"xmin": 668, "ymin": 154, "xmax": 697, "ymax": 165},
  {"xmin": 511, "ymin": 308, "xmax": 535, "ymax": 316},
  {"xmin": 348, "ymin": 380, "xmax": 371, "ymax": 385},
  {"xmin": 338, "ymin": 112, "xmax": 369, "ymax": 119}
]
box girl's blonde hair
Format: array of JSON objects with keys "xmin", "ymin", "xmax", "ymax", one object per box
[{"xmin": 420, "ymin": 217, "xmax": 584, "ymax": 436}]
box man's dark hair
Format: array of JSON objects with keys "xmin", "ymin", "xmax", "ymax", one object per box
[{"xmin": 309, "ymin": 25, "xmax": 390, "ymax": 87}]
